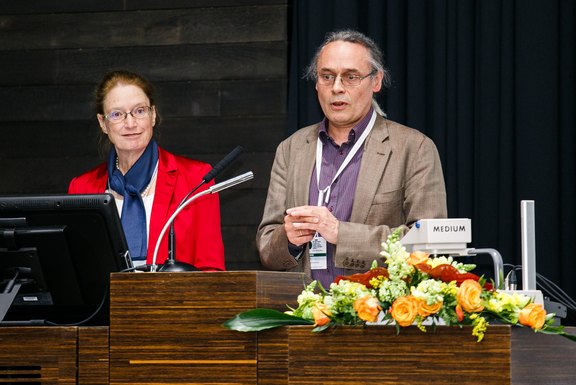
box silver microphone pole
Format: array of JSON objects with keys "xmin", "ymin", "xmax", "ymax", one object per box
[{"xmin": 150, "ymin": 171, "xmax": 254, "ymax": 272}]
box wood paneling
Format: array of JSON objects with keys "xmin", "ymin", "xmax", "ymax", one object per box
[
  {"xmin": 0, "ymin": 43, "xmax": 286, "ymax": 85},
  {"xmin": 0, "ymin": 6, "xmax": 286, "ymax": 50},
  {"xmin": 0, "ymin": 326, "xmax": 77, "ymax": 383},
  {"xmin": 78, "ymin": 326, "xmax": 109, "ymax": 385},
  {"xmin": 258, "ymin": 325, "xmax": 576, "ymax": 385},
  {"xmin": 511, "ymin": 327, "xmax": 576, "ymax": 384},
  {"xmin": 0, "ymin": 83, "xmax": 234, "ymax": 121},
  {"xmin": 0, "ymin": 1, "xmax": 289, "ymax": 271},
  {"xmin": 0, "ymin": 0, "xmax": 286, "ymax": 15}
]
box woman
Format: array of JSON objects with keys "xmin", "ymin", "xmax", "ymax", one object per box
[{"xmin": 69, "ymin": 70, "xmax": 225, "ymax": 271}]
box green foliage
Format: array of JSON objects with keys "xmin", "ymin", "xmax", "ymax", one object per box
[{"xmin": 222, "ymin": 308, "xmax": 313, "ymax": 332}]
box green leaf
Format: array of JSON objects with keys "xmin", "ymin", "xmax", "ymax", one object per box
[
  {"xmin": 312, "ymin": 323, "xmax": 333, "ymax": 332},
  {"xmin": 222, "ymin": 308, "xmax": 314, "ymax": 332},
  {"xmin": 537, "ymin": 325, "xmax": 576, "ymax": 342}
]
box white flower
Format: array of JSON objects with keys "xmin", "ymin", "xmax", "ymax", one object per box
[
  {"xmin": 378, "ymin": 279, "xmax": 408, "ymax": 303},
  {"xmin": 427, "ymin": 256, "xmax": 475, "ymax": 273},
  {"xmin": 411, "ymin": 279, "xmax": 445, "ymax": 305}
]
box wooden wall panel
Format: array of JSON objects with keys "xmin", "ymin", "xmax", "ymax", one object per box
[
  {"xmin": 0, "ymin": 0, "xmax": 286, "ymax": 15},
  {"xmin": 0, "ymin": 6, "xmax": 286, "ymax": 50},
  {"xmin": 0, "ymin": 43, "xmax": 286, "ymax": 85},
  {"xmin": 0, "ymin": 80, "xmax": 285, "ymax": 121},
  {"xmin": 0, "ymin": 2, "xmax": 289, "ymax": 270}
]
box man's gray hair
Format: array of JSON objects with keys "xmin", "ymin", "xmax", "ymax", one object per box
[{"xmin": 304, "ymin": 29, "xmax": 391, "ymax": 116}]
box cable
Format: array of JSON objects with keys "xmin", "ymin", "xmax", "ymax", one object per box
[
  {"xmin": 43, "ymin": 281, "xmax": 110, "ymax": 327},
  {"xmin": 503, "ymin": 264, "xmax": 576, "ymax": 311},
  {"xmin": 536, "ymin": 273, "xmax": 576, "ymax": 310}
]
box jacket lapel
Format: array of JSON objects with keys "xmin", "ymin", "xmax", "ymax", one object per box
[
  {"xmin": 91, "ymin": 164, "xmax": 109, "ymax": 192},
  {"xmin": 350, "ymin": 116, "xmax": 391, "ymax": 223},
  {"xmin": 292, "ymin": 126, "xmax": 319, "ymax": 206}
]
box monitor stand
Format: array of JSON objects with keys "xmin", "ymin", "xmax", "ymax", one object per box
[{"xmin": 0, "ymin": 282, "xmax": 21, "ymax": 322}]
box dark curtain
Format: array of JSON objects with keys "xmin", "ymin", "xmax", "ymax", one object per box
[{"xmin": 288, "ymin": 0, "xmax": 576, "ymax": 301}]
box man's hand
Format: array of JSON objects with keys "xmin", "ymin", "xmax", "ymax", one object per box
[{"xmin": 284, "ymin": 205, "xmax": 339, "ymax": 245}]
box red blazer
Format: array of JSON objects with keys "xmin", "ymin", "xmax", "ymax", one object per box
[{"xmin": 68, "ymin": 147, "xmax": 225, "ymax": 271}]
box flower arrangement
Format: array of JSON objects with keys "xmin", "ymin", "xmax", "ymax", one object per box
[{"xmin": 224, "ymin": 229, "xmax": 576, "ymax": 342}]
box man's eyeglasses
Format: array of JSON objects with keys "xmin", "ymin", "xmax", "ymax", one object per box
[
  {"xmin": 104, "ymin": 105, "xmax": 153, "ymax": 123},
  {"xmin": 317, "ymin": 70, "xmax": 375, "ymax": 87}
]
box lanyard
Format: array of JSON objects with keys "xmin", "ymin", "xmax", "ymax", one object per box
[{"xmin": 315, "ymin": 110, "xmax": 377, "ymax": 206}]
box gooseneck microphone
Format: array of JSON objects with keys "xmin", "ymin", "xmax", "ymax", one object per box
[
  {"xmin": 163, "ymin": 146, "xmax": 244, "ymax": 271},
  {"xmin": 150, "ymin": 171, "xmax": 254, "ymax": 272},
  {"xmin": 201, "ymin": 145, "xmax": 244, "ymax": 185},
  {"xmin": 175, "ymin": 145, "xmax": 244, "ymax": 209}
]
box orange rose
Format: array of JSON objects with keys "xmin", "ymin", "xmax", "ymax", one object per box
[
  {"xmin": 518, "ymin": 303, "xmax": 546, "ymax": 330},
  {"xmin": 354, "ymin": 296, "xmax": 382, "ymax": 323},
  {"xmin": 390, "ymin": 295, "xmax": 419, "ymax": 327},
  {"xmin": 417, "ymin": 298, "xmax": 443, "ymax": 317},
  {"xmin": 407, "ymin": 251, "xmax": 429, "ymax": 266},
  {"xmin": 457, "ymin": 279, "xmax": 484, "ymax": 313},
  {"xmin": 312, "ymin": 303, "xmax": 332, "ymax": 326},
  {"xmin": 455, "ymin": 304, "xmax": 465, "ymax": 322}
]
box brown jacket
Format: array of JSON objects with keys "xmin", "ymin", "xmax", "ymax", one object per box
[{"xmin": 256, "ymin": 114, "xmax": 447, "ymax": 277}]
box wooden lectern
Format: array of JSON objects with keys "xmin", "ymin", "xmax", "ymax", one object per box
[
  {"xmin": 109, "ymin": 270, "xmax": 576, "ymax": 385},
  {"xmin": 0, "ymin": 326, "xmax": 109, "ymax": 384},
  {"xmin": 108, "ymin": 271, "xmax": 308, "ymax": 384},
  {"xmin": 0, "ymin": 271, "xmax": 574, "ymax": 384},
  {"xmin": 258, "ymin": 324, "xmax": 576, "ymax": 385}
]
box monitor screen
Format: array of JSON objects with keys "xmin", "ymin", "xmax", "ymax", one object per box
[{"xmin": 0, "ymin": 193, "xmax": 132, "ymax": 325}]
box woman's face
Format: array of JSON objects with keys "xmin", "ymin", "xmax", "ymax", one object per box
[{"xmin": 97, "ymin": 83, "xmax": 156, "ymax": 160}]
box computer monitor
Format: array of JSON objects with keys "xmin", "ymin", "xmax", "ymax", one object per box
[{"xmin": 0, "ymin": 193, "xmax": 132, "ymax": 325}]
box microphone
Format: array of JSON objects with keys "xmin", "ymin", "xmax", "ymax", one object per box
[
  {"xmin": 150, "ymin": 171, "xmax": 254, "ymax": 272},
  {"xmin": 202, "ymin": 145, "xmax": 244, "ymax": 184},
  {"xmin": 176, "ymin": 146, "xmax": 244, "ymax": 207},
  {"xmin": 165, "ymin": 146, "xmax": 243, "ymax": 270}
]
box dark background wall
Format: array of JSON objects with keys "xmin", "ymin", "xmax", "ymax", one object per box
[
  {"xmin": 1, "ymin": 0, "xmax": 575, "ymax": 307},
  {"xmin": 0, "ymin": 1, "xmax": 288, "ymax": 270}
]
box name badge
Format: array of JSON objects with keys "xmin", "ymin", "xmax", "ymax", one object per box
[{"xmin": 309, "ymin": 235, "xmax": 327, "ymax": 270}]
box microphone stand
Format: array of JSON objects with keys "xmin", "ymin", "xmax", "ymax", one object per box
[
  {"xmin": 150, "ymin": 171, "xmax": 254, "ymax": 272},
  {"xmin": 161, "ymin": 182, "xmax": 204, "ymax": 272},
  {"xmin": 163, "ymin": 146, "xmax": 243, "ymax": 271}
]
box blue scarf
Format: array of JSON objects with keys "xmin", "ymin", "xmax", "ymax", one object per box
[{"xmin": 107, "ymin": 140, "xmax": 159, "ymax": 260}]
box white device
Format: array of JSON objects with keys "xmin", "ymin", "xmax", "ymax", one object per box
[
  {"xmin": 401, "ymin": 218, "xmax": 472, "ymax": 255},
  {"xmin": 520, "ymin": 200, "xmax": 537, "ymax": 290},
  {"xmin": 400, "ymin": 212, "xmax": 543, "ymax": 303},
  {"xmin": 515, "ymin": 200, "xmax": 543, "ymax": 304},
  {"xmin": 401, "ymin": 218, "xmax": 505, "ymax": 289}
]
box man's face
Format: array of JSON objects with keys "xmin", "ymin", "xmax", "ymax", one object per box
[{"xmin": 315, "ymin": 41, "xmax": 382, "ymax": 133}]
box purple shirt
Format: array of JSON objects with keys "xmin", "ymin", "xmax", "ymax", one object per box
[{"xmin": 308, "ymin": 109, "xmax": 374, "ymax": 289}]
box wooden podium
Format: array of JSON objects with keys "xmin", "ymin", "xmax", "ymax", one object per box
[
  {"xmin": 258, "ymin": 324, "xmax": 576, "ymax": 385},
  {"xmin": 108, "ymin": 271, "xmax": 308, "ymax": 385},
  {"xmin": 108, "ymin": 271, "xmax": 576, "ymax": 385},
  {"xmin": 0, "ymin": 271, "xmax": 574, "ymax": 384},
  {"xmin": 0, "ymin": 326, "xmax": 108, "ymax": 384}
]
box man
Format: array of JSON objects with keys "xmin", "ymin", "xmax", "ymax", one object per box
[{"xmin": 256, "ymin": 29, "xmax": 447, "ymax": 288}]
